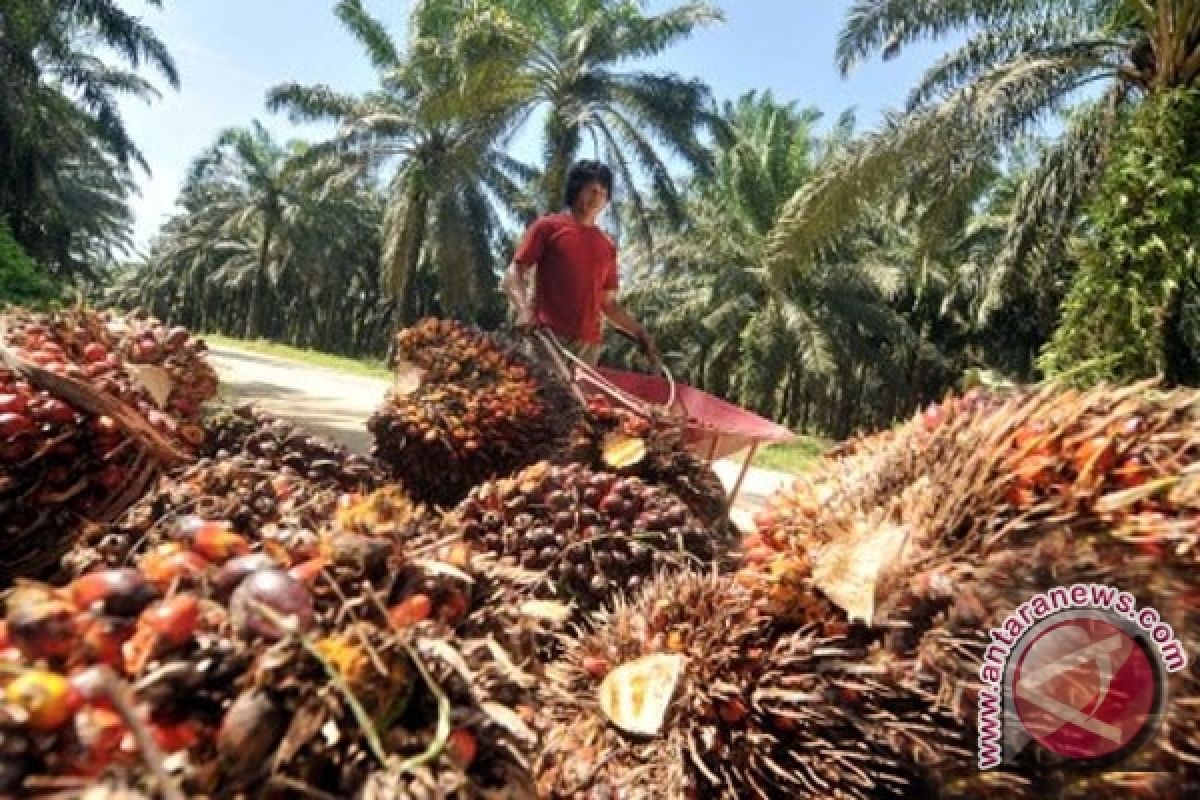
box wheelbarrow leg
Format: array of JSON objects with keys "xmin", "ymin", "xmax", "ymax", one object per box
[{"xmin": 723, "ymin": 443, "xmax": 759, "ymax": 517}]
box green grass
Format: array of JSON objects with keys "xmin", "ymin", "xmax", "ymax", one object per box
[
  {"xmin": 202, "ymin": 333, "xmax": 391, "ymax": 380},
  {"xmin": 750, "ymin": 436, "xmax": 830, "ymax": 474}
]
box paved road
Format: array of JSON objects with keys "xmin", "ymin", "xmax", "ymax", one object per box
[{"xmin": 207, "ymin": 344, "xmax": 794, "ymax": 526}]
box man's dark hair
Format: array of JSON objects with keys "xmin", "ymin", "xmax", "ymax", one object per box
[{"xmin": 564, "ymin": 160, "xmax": 613, "ymax": 208}]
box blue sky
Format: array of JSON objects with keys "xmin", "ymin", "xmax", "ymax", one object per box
[{"xmin": 115, "ymin": 1, "xmax": 952, "ymax": 250}]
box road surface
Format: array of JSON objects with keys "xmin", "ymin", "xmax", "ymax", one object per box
[{"xmin": 207, "ymin": 344, "xmax": 793, "ymax": 526}]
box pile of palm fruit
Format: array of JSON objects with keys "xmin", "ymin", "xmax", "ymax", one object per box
[
  {"xmin": 0, "ymin": 484, "xmax": 538, "ymax": 798},
  {"xmin": 4, "ymin": 309, "xmax": 1198, "ymax": 799},
  {"xmin": 368, "ymin": 318, "xmax": 580, "ymax": 507},
  {"xmin": 0, "ymin": 308, "xmax": 219, "ymax": 581}
]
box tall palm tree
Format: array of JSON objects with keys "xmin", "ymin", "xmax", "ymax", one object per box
[
  {"xmin": 181, "ymin": 121, "xmax": 320, "ymax": 338},
  {"xmin": 623, "ymin": 92, "xmax": 913, "ymax": 433},
  {"xmin": 419, "ymin": 0, "xmax": 722, "ymax": 246},
  {"xmin": 268, "ymin": 0, "xmax": 533, "ymax": 325},
  {"xmin": 0, "ymin": 0, "xmax": 176, "ymax": 275},
  {"xmin": 768, "ymin": 0, "xmax": 1200, "ymax": 310}
]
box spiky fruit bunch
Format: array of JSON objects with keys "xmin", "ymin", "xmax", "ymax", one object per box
[
  {"xmin": 203, "ymin": 402, "xmax": 387, "ymax": 491},
  {"xmin": 368, "ymin": 319, "xmax": 579, "ymax": 506},
  {"xmin": 749, "ymin": 387, "xmax": 1011, "ymax": 564},
  {"xmin": 563, "ymin": 395, "xmax": 730, "ymax": 528},
  {"xmin": 60, "ymin": 456, "xmax": 342, "ymax": 578},
  {"xmin": 0, "ymin": 308, "xmax": 218, "ymax": 582},
  {"xmin": 537, "ymin": 570, "xmax": 966, "ymax": 799},
  {"xmin": 454, "ymin": 461, "xmax": 727, "ymax": 614},
  {"xmin": 750, "ymin": 381, "xmax": 1200, "ymax": 797}
]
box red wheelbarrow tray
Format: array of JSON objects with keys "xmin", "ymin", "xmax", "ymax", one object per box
[{"xmin": 589, "ymin": 367, "xmax": 797, "ymax": 509}]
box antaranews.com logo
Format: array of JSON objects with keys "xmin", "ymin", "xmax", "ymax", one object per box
[{"xmin": 977, "ymin": 583, "xmax": 1187, "ymax": 770}]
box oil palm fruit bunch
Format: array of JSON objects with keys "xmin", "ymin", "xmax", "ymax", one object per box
[
  {"xmin": 59, "ymin": 454, "xmax": 342, "ymax": 578},
  {"xmin": 0, "ymin": 309, "xmax": 217, "ymax": 582},
  {"xmin": 745, "ymin": 386, "xmax": 1011, "ymax": 566},
  {"xmin": 536, "ymin": 569, "xmax": 967, "ymax": 799},
  {"xmin": 202, "ymin": 402, "xmax": 387, "ymax": 491},
  {"xmin": 750, "ymin": 381, "xmax": 1200, "ymax": 798},
  {"xmin": 452, "ymin": 461, "xmax": 727, "ymax": 616},
  {"xmin": 3, "ymin": 307, "xmax": 216, "ymax": 444},
  {"xmin": 562, "ymin": 395, "xmax": 729, "ymax": 528},
  {"xmin": 368, "ymin": 318, "xmax": 580, "ymax": 507}
]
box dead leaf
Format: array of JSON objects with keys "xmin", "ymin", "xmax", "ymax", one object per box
[
  {"xmin": 126, "ymin": 364, "xmax": 174, "ymax": 408},
  {"xmin": 812, "ymin": 521, "xmax": 909, "ymax": 625},
  {"xmin": 393, "ymin": 358, "xmax": 425, "ymax": 396},
  {"xmin": 598, "ymin": 653, "xmax": 686, "ymax": 737},
  {"xmin": 601, "ymin": 433, "xmax": 647, "ymax": 469}
]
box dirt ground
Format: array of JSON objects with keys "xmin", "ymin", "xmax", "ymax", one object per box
[{"xmin": 207, "ymin": 344, "xmax": 791, "ymax": 527}]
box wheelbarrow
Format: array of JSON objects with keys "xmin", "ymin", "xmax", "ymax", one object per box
[{"xmin": 527, "ymin": 329, "xmax": 796, "ymax": 512}]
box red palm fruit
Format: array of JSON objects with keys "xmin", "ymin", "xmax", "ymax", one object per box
[
  {"xmin": 79, "ymin": 615, "xmax": 135, "ymax": 669},
  {"xmin": 148, "ymin": 716, "xmax": 202, "ymax": 753},
  {"xmin": 1112, "ymin": 456, "xmax": 1151, "ymax": 489},
  {"xmin": 140, "ymin": 595, "xmax": 201, "ymax": 647},
  {"xmin": 0, "ymin": 393, "xmax": 28, "ymax": 414},
  {"xmin": 0, "ymin": 412, "xmax": 35, "ymax": 438},
  {"xmin": 286, "ymin": 557, "xmax": 329, "ymax": 586},
  {"xmin": 8, "ymin": 599, "xmax": 78, "ymax": 659},
  {"xmin": 71, "ymin": 569, "xmax": 159, "ymax": 617},
  {"xmin": 388, "ymin": 594, "xmax": 433, "ymax": 628},
  {"xmin": 191, "ymin": 524, "xmax": 250, "ymax": 563},
  {"xmin": 436, "ymin": 590, "xmax": 469, "ymax": 626},
  {"xmin": 446, "ymin": 728, "xmax": 478, "ymax": 767},
  {"xmin": 33, "ymin": 397, "xmax": 76, "ymax": 425},
  {"xmin": 716, "ymin": 697, "xmax": 749, "ymax": 725},
  {"xmin": 68, "ymin": 666, "xmax": 115, "ymax": 709},
  {"xmin": 68, "ymin": 706, "xmax": 126, "ymax": 776},
  {"xmin": 82, "ymin": 342, "xmax": 108, "ymax": 363},
  {"xmin": 141, "ymin": 545, "xmax": 212, "ymax": 589},
  {"xmin": 1072, "ymin": 435, "xmax": 1117, "ymax": 477},
  {"xmin": 178, "ymin": 423, "xmax": 206, "ymax": 447}
]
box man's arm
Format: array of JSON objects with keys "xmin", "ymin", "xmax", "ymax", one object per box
[
  {"xmin": 602, "ymin": 291, "xmax": 659, "ymax": 363},
  {"xmin": 502, "ymin": 261, "xmax": 535, "ymax": 327}
]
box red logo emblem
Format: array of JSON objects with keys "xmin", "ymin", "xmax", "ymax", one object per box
[{"xmin": 1012, "ymin": 616, "xmax": 1158, "ymax": 760}]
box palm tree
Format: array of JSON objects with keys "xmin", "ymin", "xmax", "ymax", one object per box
[
  {"xmin": 268, "ymin": 0, "xmax": 534, "ymax": 325},
  {"xmin": 622, "ymin": 92, "xmax": 914, "ymax": 434},
  {"xmin": 180, "ymin": 121, "xmax": 321, "ymax": 338},
  {"xmin": 503, "ymin": 0, "xmax": 721, "ymax": 222},
  {"xmin": 767, "ymin": 0, "xmax": 1200, "ymax": 319},
  {"xmin": 0, "ymin": 0, "xmax": 176, "ymax": 275}
]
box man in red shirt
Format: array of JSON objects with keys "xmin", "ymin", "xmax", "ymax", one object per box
[{"xmin": 502, "ymin": 160, "xmax": 658, "ymax": 366}]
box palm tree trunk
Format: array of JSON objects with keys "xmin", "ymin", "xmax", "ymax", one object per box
[{"xmin": 245, "ymin": 217, "xmax": 275, "ymax": 339}]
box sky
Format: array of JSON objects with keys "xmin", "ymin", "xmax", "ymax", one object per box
[{"xmin": 114, "ymin": 1, "xmax": 953, "ymax": 250}]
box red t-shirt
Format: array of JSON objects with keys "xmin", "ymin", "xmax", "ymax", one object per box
[{"xmin": 513, "ymin": 212, "xmax": 618, "ymax": 344}]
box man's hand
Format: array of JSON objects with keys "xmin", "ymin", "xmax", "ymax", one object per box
[{"xmin": 502, "ymin": 262, "xmax": 535, "ymax": 330}]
